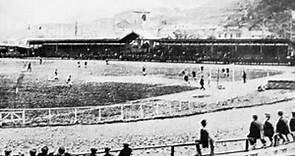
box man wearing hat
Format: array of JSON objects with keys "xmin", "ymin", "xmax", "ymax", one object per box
[
  {"xmin": 263, "ymin": 113, "xmax": 274, "ymax": 146},
  {"xmin": 29, "ymin": 149, "xmax": 37, "ymax": 156},
  {"xmin": 118, "ymin": 143, "xmax": 132, "ymax": 156},
  {"xmin": 103, "ymin": 147, "xmax": 113, "ymax": 156},
  {"xmin": 55, "ymin": 146, "xmax": 71, "ymax": 156},
  {"xmin": 38, "ymin": 146, "xmax": 49, "ymax": 156},
  {"xmin": 4, "ymin": 149, "xmax": 12, "ymax": 156},
  {"xmin": 196, "ymin": 119, "xmax": 214, "ymax": 155},
  {"xmin": 274, "ymin": 110, "xmax": 290, "ymax": 145},
  {"xmin": 90, "ymin": 148, "xmax": 97, "ymax": 156},
  {"xmin": 247, "ymin": 115, "xmax": 266, "ymax": 149},
  {"xmin": 289, "ymin": 111, "xmax": 295, "ymax": 140}
]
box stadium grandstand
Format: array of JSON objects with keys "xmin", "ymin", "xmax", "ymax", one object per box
[
  {"xmin": 0, "ymin": 43, "xmax": 30, "ymax": 58},
  {"xmin": 24, "ymin": 32, "xmax": 295, "ymax": 65}
]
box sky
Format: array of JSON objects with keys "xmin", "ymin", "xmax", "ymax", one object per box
[{"xmin": 0, "ymin": 0, "xmax": 209, "ymax": 38}]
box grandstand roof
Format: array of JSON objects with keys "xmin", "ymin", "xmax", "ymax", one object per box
[
  {"xmin": 27, "ymin": 38, "xmax": 122, "ymax": 45},
  {"xmin": 120, "ymin": 32, "xmax": 139, "ymax": 43},
  {"xmin": 0, "ymin": 43, "xmax": 29, "ymax": 49},
  {"xmin": 154, "ymin": 38, "xmax": 290, "ymax": 44}
]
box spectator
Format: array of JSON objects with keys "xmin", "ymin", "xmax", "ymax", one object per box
[
  {"xmin": 54, "ymin": 69, "xmax": 59, "ymax": 80},
  {"xmin": 103, "ymin": 147, "xmax": 113, "ymax": 156},
  {"xmin": 242, "ymin": 71, "xmax": 247, "ymax": 83},
  {"xmin": 66, "ymin": 75, "xmax": 72, "ymax": 86},
  {"xmin": 247, "ymin": 115, "xmax": 266, "ymax": 149},
  {"xmin": 55, "ymin": 147, "xmax": 66, "ymax": 156},
  {"xmin": 84, "ymin": 61, "xmax": 87, "ymax": 68},
  {"xmin": 200, "ymin": 66, "xmax": 204, "ymax": 72},
  {"xmin": 192, "ymin": 71, "xmax": 196, "ymax": 80},
  {"xmin": 38, "ymin": 146, "xmax": 49, "ymax": 156},
  {"xmin": 29, "ymin": 149, "xmax": 37, "ymax": 156},
  {"xmin": 274, "ymin": 110, "xmax": 291, "ymax": 146},
  {"xmin": 40, "ymin": 57, "xmax": 43, "ymax": 65},
  {"xmin": 226, "ymin": 68, "xmax": 230, "ymax": 77},
  {"xmin": 290, "ymin": 111, "xmax": 295, "ymax": 140},
  {"xmin": 221, "ymin": 68, "xmax": 226, "ymax": 78},
  {"xmin": 27, "ymin": 62, "xmax": 32, "ymax": 72},
  {"xmin": 4, "ymin": 149, "xmax": 12, "ymax": 156},
  {"xmin": 196, "ymin": 119, "xmax": 214, "ymax": 155},
  {"xmin": 77, "ymin": 61, "xmax": 81, "ymax": 68},
  {"xmin": 90, "ymin": 148, "xmax": 97, "ymax": 156},
  {"xmin": 200, "ymin": 76, "xmax": 205, "ymax": 90},
  {"xmin": 142, "ymin": 66, "xmax": 146, "ymax": 76},
  {"xmin": 118, "ymin": 143, "xmax": 132, "ymax": 156},
  {"xmin": 263, "ymin": 113, "xmax": 274, "ymax": 146},
  {"xmin": 183, "ymin": 71, "xmax": 189, "ymax": 84}
]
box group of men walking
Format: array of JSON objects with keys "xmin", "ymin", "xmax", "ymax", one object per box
[
  {"xmin": 195, "ymin": 110, "xmax": 295, "ymax": 156},
  {"xmin": 247, "ymin": 110, "xmax": 295, "ymax": 149}
]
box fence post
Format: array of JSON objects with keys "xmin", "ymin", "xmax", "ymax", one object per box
[
  {"xmin": 74, "ymin": 108, "xmax": 77, "ymax": 124},
  {"xmin": 169, "ymin": 101, "xmax": 172, "ymax": 116},
  {"xmin": 155, "ymin": 102, "xmax": 159, "ymax": 116},
  {"xmin": 98, "ymin": 108, "xmax": 102, "ymax": 122},
  {"xmin": 171, "ymin": 146, "xmax": 174, "ymax": 156},
  {"xmin": 22, "ymin": 109, "xmax": 26, "ymax": 125},
  {"xmin": 121, "ymin": 105, "xmax": 124, "ymax": 120},
  {"xmin": 140, "ymin": 104, "xmax": 144, "ymax": 119},
  {"xmin": 179, "ymin": 101, "xmax": 182, "ymax": 112},
  {"xmin": 245, "ymin": 139, "xmax": 249, "ymax": 151},
  {"xmin": 48, "ymin": 108, "xmax": 51, "ymax": 125}
]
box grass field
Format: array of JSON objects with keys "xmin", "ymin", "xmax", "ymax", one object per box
[{"xmin": 0, "ymin": 59, "xmax": 283, "ymax": 109}]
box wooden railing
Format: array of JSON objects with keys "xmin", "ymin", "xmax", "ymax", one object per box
[
  {"xmin": 70, "ymin": 138, "xmax": 295, "ymax": 156},
  {"xmin": 70, "ymin": 138, "xmax": 249, "ymax": 156},
  {"xmin": 3, "ymin": 138, "xmax": 295, "ymax": 156},
  {"xmin": 0, "ymin": 95, "xmax": 293, "ymax": 128}
]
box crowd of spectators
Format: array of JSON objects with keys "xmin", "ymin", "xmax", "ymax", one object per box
[{"xmin": 3, "ymin": 144, "xmax": 132, "ymax": 156}]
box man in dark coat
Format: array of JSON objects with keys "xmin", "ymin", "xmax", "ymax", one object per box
[
  {"xmin": 196, "ymin": 119, "xmax": 214, "ymax": 156},
  {"xmin": 4, "ymin": 149, "xmax": 12, "ymax": 156},
  {"xmin": 247, "ymin": 115, "xmax": 266, "ymax": 148},
  {"xmin": 274, "ymin": 110, "xmax": 290, "ymax": 145},
  {"xmin": 290, "ymin": 111, "xmax": 295, "ymax": 140},
  {"xmin": 90, "ymin": 148, "xmax": 97, "ymax": 156},
  {"xmin": 118, "ymin": 143, "xmax": 132, "ymax": 156},
  {"xmin": 27, "ymin": 62, "xmax": 32, "ymax": 72},
  {"xmin": 29, "ymin": 149, "xmax": 37, "ymax": 156},
  {"xmin": 200, "ymin": 76, "xmax": 205, "ymax": 90},
  {"xmin": 192, "ymin": 71, "xmax": 196, "ymax": 81},
  {"xmin": 37, "ymin": 146, "xmax": 49, "ymax": 156},
  {"xmin": 55, "ymin": 147, "xmax": 70, "ymax": 156},
  {"xmin": 242, "ymin": 71, "xmax": 247, "ymax": 83},
  {"xmin": 263, "ymin": 113, "xmax": 274, "ymax": 146}
]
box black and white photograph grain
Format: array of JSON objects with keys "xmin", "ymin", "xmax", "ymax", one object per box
[{"xmin": 0, "ymin": 0, "xmax": 295, "ymax": 155}]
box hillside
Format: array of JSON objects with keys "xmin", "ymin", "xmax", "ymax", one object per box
[
  {"xmin": 226, "ymin": 0, "xmax": 295, "ymax": 38},
  {"xmin": 2, "ymin": 0, "xmax": 241, "ymax": 43}
]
